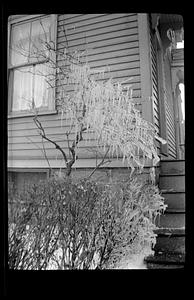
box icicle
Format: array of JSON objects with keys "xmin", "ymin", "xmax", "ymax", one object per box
[
  {"xmin": 155, "ymin": 135, "xmax": 167, "ymax": 144},
  {"xmin": 61, "ymin": 110, "xmax": 64, "ymax": 128},
  {"xmin": 130, "ymin": 88, "xmax": 133, "ymax": 99}
]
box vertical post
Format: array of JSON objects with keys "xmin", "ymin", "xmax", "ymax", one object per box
[
  {"xmin": 156, "ymin": 43, "xmax": 168, "ymax": 156},
  {"xmin": 137, "ymin": 13, "xmax": 153, "ymax": 124},
  {"xmin": 172, "ymin": 87, "xmax": 180, "ymax": 158}
]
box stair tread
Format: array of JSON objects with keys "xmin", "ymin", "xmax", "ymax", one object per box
[
  {"xmin": 160, "ymin": 160, "xmax": 185, "ymax": 177},
  {"xmin": 154, "ymin": 235, "xmax": 185, "ymax": 254},
  {"xmin": 160, "ymin": 189, "xmax": 185, "ymax": 193},
  {"xmin": 160, "ymin": 173, "xmax": 185, "ymax": 176},
  {"xmin": 156, "ymin": 213, "xmax": 185, "ymax": 228},
  {"xmin": 165, "ymin": 209, "xmax": 185, "ymax": 213},
  {"xmin": 161, "ymin": 159, "xmax": 185, "ymax": 162},
  {"xmin": 145, "ymin": 252, "xmax": 185, "ymax": 264},
  {"xmin": 155, "ymin": 228, "xmax": 185, "ymax": 236},
  {"xmin": 146, "ymin": 263, "xmax": 184, "ymax": 269}
]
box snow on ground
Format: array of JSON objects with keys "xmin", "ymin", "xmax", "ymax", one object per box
[{"xmin": 112, "ymin": 253, "xmax": 147, "ymax": 269}]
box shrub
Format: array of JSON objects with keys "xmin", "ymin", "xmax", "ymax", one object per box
[
  {"xmin": 103, "ymin": 178, "xmax": 167, "ymax": 268},
  {"xmin": 8, "ymin": 175, "xmax": 166, "ymax": 270}
]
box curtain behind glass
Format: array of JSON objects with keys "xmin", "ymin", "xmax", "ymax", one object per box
[
  {"xmin": 12, "ymin": 64, "xmax": 50, "ymax": 111},
  {"xmin": 12, "ymin": 66, "xmax": 33, "ymax": 111},
  {"xmin": 34, "ymin": 63, "xmax": 50, "ymax": 108}
]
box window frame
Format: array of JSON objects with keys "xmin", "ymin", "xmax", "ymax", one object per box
[{"xmin": 8, "ymin": 14, "xmax": 58, "ymax": 118}]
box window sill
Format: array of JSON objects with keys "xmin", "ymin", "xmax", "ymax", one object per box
[{"xmin": 8, "ymin": 109, "xmax": 58, "ymax": 119}]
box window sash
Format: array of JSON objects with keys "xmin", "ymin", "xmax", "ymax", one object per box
[
  {"xmin": 10, "ymin": 15, "xmax": 51, "ymax": 68},
  {"xmin": 8, "ymin": 15, "xmax": 57, "ymax": 115},
  {"xmin": 12, "ymin": 66, "xmax": 33, "ymax": 111},
  {"xmin": 11, "ymin": 63, "xmax": 53, "ymax": 112},
  {"xmin": 10, "ymin": 21, "xmax": 31, "ymax": 66}
]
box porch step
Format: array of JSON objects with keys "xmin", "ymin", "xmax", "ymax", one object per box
[
  {"xmin": 154, "ymin": 227, "xmax": 185, "ymax": 253},
  {"xmin": 156, "ymin": 160, "xmax": 185, "ymax": 256},
  {"xmin": 155, "ymin": 227, "xmax": 185, "ymax": 236},
  {"xmin": 160, "ymin": 159, "xmax": 185, "ymax": 175},
  {"xmin": 146, "ymin": 263, "xmax": 184, "ymax": 269},
  {"xmin": 154, "ymin": 235, "xmax": 185, "ymax": 253},
  {"xmin": 161, "ymin": 192, "xmax": 185, "ymax": 210},
  {"xmin": 156, "ymin": 212, "xmax": 185, "ymax": 228},
  {"xmin": 159, "ymin": 174, "xmax": 185, "ymax": 191},
  {"xmin": 145, "ymin": 252, "xmax": 185, "ymax": 269}
]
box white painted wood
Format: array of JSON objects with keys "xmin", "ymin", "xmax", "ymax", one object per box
[
  {"xmin": 57, "ymin": 35, "xmax": 139, "ymax": 51},
  {"xmin": 58, "ymin": 19, "xmax": 138, "ymax": 40},
  {"xmin": 58, "ymin": 15, "xmax": 138, "ymax": 36},
  {"xmin": 58, "ymin": 27, "xmax": 138, "ymax": 45},
  {"xmin": 58, "ymin": 14, "xmax": 135, "ymax": 26},
  {"xmin": 137, "ymin": 14, "xmax": 153, "ymax": 124},
  {"xmin": 7, "ymin": 157, "xmax": 154, "ymax": 169}
]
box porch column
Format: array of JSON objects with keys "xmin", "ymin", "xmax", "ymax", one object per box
[{"xmin": 137, "ymin": 13, "xmax": 153, "ymax": 124}]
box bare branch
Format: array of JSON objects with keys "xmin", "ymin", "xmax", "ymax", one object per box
[
  {"xmin": 66, "ymin": 126, "xmax": 87, "ymax": 176},
  {"xmin": 33, "ymin": 115, "xmax": 68, "ymax": 166},
  {"xmin": 41, "ymin": 136, "xmax": 52, "ymax": 171},
  {"xmin": 87, "ymin": 146, "xmax": 111, "ymax": 180},
  {"xmin": 66, "ymin": 132, "xmax": 71, "ymax": 158}
]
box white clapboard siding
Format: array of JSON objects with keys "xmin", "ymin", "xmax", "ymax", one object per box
[
  {"xmin": 8, "ymin": 147, "xmax": 124, "ymax": 161},
  {"xmin": 8, "ymin": 13, "xmax": 144, "ymax": 166},
  {"xmin": 57, "ymin": 31, "xmax": 139, "ymax": 51},
  {"xmin": 56, "ymin": 72, "xmax": 141, "ymax": 91},
  {"xmin": 8, "ymin": 138, "xmax": 104, "ymax": 151},
  {"xmin": 58, "ymin": 14, "xmax": 137, "ymax": 28},
  {"xmin": 58, "ymin": 19, "xmax": 138, "ymax": 40},
  {"xmin": 8, "ymin": 101, "xmax": 142, "ymax": 137}
]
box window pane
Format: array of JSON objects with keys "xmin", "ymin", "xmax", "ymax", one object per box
[
  {"xmin": 11, "ymin": 22, "xmax": 31, "ymax": 66},
  {"xmin": 12, "ymin": 67, "xmax": 33, "ymax": 111},
  {"xmin": 34, "ymin": 63, "xmax": 51, "ymax": 108},
  {"xmin": 30, "ymin": 17, "xmax": 51, "ymax": 60}
]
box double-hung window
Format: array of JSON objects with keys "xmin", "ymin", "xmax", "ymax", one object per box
[{"xmin": 8, "ymin": 15, "xmax": 57, "ymax": 116}]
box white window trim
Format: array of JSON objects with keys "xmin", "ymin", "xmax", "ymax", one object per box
[
  {"xmin": 8, "ymin": 14, "xmax": 58, "ymax": 118},
  {"xmin": 8, "ymin": 15, "xmax": 47, "ymax": 24}
]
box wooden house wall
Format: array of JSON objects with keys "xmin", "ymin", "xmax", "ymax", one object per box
[{"xmin": 8, "ymin": 13, "xmax": 145, "ymax": 169}]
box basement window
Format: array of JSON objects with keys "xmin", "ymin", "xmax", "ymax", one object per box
[{"xmin": 8, "ymin": 170, "xmax": 48, "ymax": 194}]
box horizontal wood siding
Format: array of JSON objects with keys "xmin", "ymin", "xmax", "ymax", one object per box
[
  {"xmin": 56, "ymin": 14, "xmax": 140, "ymax": 104},
  {"xmin": 8, "ymin": 13, "xmax": 142, "ymax": 167}
]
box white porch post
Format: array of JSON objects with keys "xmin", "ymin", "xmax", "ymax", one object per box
[{"xmin": 137, "ymin": 13, "xmax": 153, "ymax": 124}]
